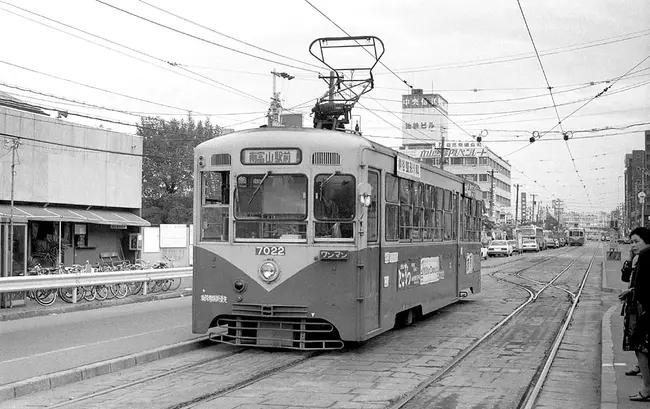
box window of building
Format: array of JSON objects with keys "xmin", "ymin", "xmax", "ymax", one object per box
[{"xmin": 479, "ymin": 174, "xmax": 488, "ymax": 182}]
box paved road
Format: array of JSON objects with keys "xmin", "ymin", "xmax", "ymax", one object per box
[{"xmin": 0, "ymin": 296, "xmax": 199, "ymax": 386}]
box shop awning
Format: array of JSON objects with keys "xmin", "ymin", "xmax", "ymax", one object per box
[{"xmin": 0, "ymin": 205, "xmax": 150, "ymax": 227}]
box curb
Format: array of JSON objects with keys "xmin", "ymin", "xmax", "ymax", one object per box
[
  {"xmin": 0, "ymin": 289, "xmax": 192, "ymax": 322},
  {"xmin": 0, "ymin": 336, "xmax": 210, "ymax": 402},
  {"xmin": 601, "ymin": 304, "xmax": 618, "ymax": 409}
]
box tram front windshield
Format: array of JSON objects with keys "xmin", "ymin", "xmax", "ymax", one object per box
[{"xmin": 235, "ymin": 174, "xmax": 308, "ymax": 240}]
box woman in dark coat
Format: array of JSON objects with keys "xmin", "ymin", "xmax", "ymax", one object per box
[{"xmin": 619, "ymin": 226, "xmax": 650, "ymax": 401}]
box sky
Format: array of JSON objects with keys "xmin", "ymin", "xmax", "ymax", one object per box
[{"xmin": 0, "ymin": 0, "xmax": 649, "ymax": 214}]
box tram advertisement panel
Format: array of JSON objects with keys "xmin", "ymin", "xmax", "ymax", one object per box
[{"xmin": 397, "ymin": 256, "xmax": 444, "ymax": 291}]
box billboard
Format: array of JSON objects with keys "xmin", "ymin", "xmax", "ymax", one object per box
[
  {"xmin": 401, "ymin": 91, "xmax": 449, "ymax": 145},
  {"xmin": 521, "ymin": 192, "xmax": 527, "ymax": 222}
]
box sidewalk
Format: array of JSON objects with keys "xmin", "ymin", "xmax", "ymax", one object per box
[
  {"xmin": 601, "ymin": 244, "xmax": 650, "ymax": 409},
  {"xmin": 0, "ymin": 277, "xmax": 193, "ymax": 321}
]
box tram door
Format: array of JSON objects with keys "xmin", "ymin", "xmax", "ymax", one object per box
[{"xmin": 363, "ymin": 170, "xmax": 381, "ymax": 334}]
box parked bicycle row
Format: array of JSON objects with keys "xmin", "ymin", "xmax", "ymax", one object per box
[{"xmin": 22, "ymin": 259, "xmax": 182, "ymax": 307}]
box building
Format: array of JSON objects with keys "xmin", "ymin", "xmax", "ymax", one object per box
[
  {"xmin": 399, "ymin": 141, "xmax": 512, "ymax": 221},
  {"xmin": 0, "ymin": 103, "xmax": 150, "ymax": 306},
  {"xmin": 624, "ymin": 144, "xmax": 648, "ymax": 229},
  {"xmin": 401, "ymin": 89, "xmax": 448, "ymax": 146}
]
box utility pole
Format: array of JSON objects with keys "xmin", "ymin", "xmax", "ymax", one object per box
[
  {"xmin": 439, "ymin": 136, "xmax": 445, "ymax": 170},
  {"xmin": 268, "ymin": 69, "xmax": 294, "ymax": 127},
  {"xmin": 2, "ymin": 137, "xmax": 20, "ymax": 307},
  {"xmin": 489, "ymin": 169, "xmax": 495, "ymax": 220},
  {"xmin": 514, "ymin": 184, "xmax": 520, "ymax": 228}
]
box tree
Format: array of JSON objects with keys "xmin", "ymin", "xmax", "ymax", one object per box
[{"xmin": 138, "ymin": 115, "xmax": 221, "ymax": 224}]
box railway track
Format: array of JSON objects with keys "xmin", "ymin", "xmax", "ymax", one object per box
[
  {"xmin": 1, "ymin": 245, "xmax": 601, "ymax": 409},
  {"xmin": 389, "ymin": 245, "xmax": 598, "ymax": 409}
]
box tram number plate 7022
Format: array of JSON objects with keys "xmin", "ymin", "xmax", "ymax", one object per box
[{"xmin": 255, "ymin": 246, "xmax": 285, "ymax": 256}]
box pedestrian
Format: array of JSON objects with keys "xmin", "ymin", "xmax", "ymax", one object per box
[
  {"xmin": 622, "ymin": 252, "xmax": 640, "ymax": 377},
  {"xmin": 619, "ymin": 226, "xmax": 650, "ymax": 401}
]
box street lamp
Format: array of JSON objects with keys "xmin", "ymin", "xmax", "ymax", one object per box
[{"xmin": 639, "ymin": 191, "xmax": 646, "ymax": 228}]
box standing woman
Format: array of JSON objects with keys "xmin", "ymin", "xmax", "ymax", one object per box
[{"xmin": 620, "ymin": 227, "xmax": 650, "ymax": 401}]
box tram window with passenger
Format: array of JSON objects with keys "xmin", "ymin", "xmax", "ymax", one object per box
[
  {"xmin": 314, "ymin": 173, "xmax": 355, "ymax": 239},
  {"xmin": 234, "ymin": 173, "xmax": 308, "ymax": 241},
  {"xmin": 399, "ymin": 179, "xmax": 413, "ymax": 241},
  {"xmin": 201, "ymin": 170, "xmax": 230, "ymax": 241}
]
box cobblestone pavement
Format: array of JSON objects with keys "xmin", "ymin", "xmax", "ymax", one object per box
[{"xmin": 1, "ymin": 246, "xmax": 606, "ymax": 409}]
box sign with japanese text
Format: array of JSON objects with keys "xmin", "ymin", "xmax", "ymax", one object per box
[
  {"xmin": 402, "ymin": 93, "xmax": 448, "ymax": 113},
  {"xmin": 241, "ymin": 148, "xmax": 301, "ymax": 165},
  {"xmin": 396, "ymin": 156, "xmax": 421, "ymax": 179}
]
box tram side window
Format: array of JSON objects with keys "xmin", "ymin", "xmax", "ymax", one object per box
[
  {"xmin": 201, "ymin": 171, "xmax": 230, "ymax": 241},
  {"xmin": 399, "ymin": 179, "xmax": 412, "ymax": 241},
  {"xmin": 451, "ymin": 192, "xmax": 458, "ymax": 240},
  {"xmin": 423, "ymin": 185, "xmax": 434, "ymax": 241},
  {"xmin": 367, "ymin": 172, "xmax": 379, "ymax": 242},
  {"xmin": 412, "ymin": 182, "xmax": 423, "ymax": 241},
  {"xmin": 433, "ymin": 187, "xmax": 443, "ymax": 241},
  {"xmin": 462, "ymin": 198, "xmax": 470, "ymax": 242},
  {"xmin": 474, "ymin": 200, "xmax": 483, "ymax": 241},
  {"xmin": 443, "ymin": 189, "xmax": 453, "ymax": 241},
  {"xmin": 385, "ymin": 174, "xmax": 399, "ymax": 241}
]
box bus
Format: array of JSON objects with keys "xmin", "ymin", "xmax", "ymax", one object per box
[
  {"xmin": 515, "ymin": 226, "xmax": 545, "ymax": 250},
  {"xmin": 192, "ymin": 127, "xmax": 484, "ymax": 350},
  {"xmin": 567, "ymin": 227, "xmax": 585, "ymax": 246}
]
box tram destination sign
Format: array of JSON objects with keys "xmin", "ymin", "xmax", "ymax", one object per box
[
  {"xmin": 395, "ymin": 155, "xmax": 421, "ymax": 180},
  {"xmin": 241, "ymin": 148, "xmax": 302, "ymax": 165}
]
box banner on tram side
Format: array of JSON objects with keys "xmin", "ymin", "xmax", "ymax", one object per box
[{"xmin": 397, "ymin": 256, "xmax": 444, "ymax": 291}]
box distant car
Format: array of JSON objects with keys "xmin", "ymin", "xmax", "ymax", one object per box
[
  {"xmin": 487, "ymin": 240, "xmax": 513, "ymax": 257},
  {"xmin": 544, "ymin": 237, "xmax": 557, "ymax": 249},
  {"xmin": 522, "ymin": 238, "xmax": 540, "ymax": 252},
  {"xmin": 481, "ymin": 246, "xmax": 488, "ymax": 260}
]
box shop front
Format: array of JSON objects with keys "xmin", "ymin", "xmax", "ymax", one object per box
[{"xmin": 0, "ymin": 205, "xmax": 150, "ymax": 308}]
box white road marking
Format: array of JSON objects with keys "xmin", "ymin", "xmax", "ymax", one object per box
[{"xmin": 0, "ymin": 324, "xmax": 191, "ymax": 364}]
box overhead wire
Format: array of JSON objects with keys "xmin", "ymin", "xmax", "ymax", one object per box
[
  {"xmin": 0, "ymin": 59, "xmax": 205, "ymax": 114},
  {"xmin": 0, "ymin": 2, "xmax": 269, "ymax": 105},
  {"xmin": 134, "ymin": 0, "xmax": 325, "ymax": 72},
  {"xmin": 94, "ymin": 0, "xmax": 322, "ymax": 74},
  {"xmin": 384, "ymin": 29, "xmax": 650, "ymax": 74},
  {"xmin": 302, "ymin": 0, "xmax": 477, "ymax": 146}
]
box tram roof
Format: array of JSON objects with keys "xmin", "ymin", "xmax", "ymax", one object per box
[
  {"xmin": 196, "ymin": 127, "xmax": 465, "ymax": 183},
  {"xmin": 196, "ymin": 127, "xmax": 378, "ymax": 152}
]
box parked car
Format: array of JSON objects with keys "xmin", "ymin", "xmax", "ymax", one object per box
[
  {"xmin": 544, "ymin": 237, "xmax": 557, "ymax": 249},
  {"xmin": 487, "ymin": 240, "xmax": 513, "ymax": 257},
  {"xmin": 507, "ymin": 240, "xmax": 521, "ymax": 255},
  {"xmin": 521, "ymin": 238, "xmax": 540, "ymax": 252}
]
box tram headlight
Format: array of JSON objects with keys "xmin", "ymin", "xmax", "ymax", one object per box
[
  {"xmin": 233, "ymin": 278, "xmax": 247, "ymax": 293},
  {"xmin": 259, "ymin": 260, "xmax": 280, "ymax": 283}
]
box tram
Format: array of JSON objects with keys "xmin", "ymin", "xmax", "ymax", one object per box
[
  {"xmin": 191, "ymin": 36, "xmax": 483, "ymax": 350},
  {"xmin": 192, "ymin": 128, "xmax": 484, "ymax": 349},
  {"xmin": 567, "ymin": 227, "xmax": 585, "ymax": 246}
]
